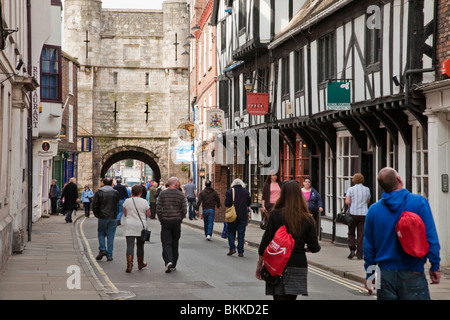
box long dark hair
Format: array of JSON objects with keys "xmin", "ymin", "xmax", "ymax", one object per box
[{"xmin": 274, "ymin": 180, "xmax": 313, "ymax": 236}]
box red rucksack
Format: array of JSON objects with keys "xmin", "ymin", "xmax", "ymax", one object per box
[
  {"xmin": 263, "ymin": 225, "xmax": 295, "ymax": 276},
  {"xmin": 396, "ymin": 211, "xmax": 429, "ymax": 258}
]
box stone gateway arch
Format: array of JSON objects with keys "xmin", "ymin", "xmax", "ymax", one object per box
[
  {"xmin": 100, "ymin": 146, "xmax": 162, "ymax": 185},
  {"xmin": 64, "ymin": 0, "xmax": 189, "ymax": 190}
]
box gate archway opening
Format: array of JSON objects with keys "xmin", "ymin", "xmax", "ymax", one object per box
[{"xmin": 100, "ymin": 146, "xmax": 161, "ymax": 184}]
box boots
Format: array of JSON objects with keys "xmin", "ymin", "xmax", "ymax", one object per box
[
  {"xmin": 126, "ymin": 254, "xmax": 134, "ymax": 273},
  {"xmin": 137, "ymin": 255, "xmax": 147, "ymax": 270}
]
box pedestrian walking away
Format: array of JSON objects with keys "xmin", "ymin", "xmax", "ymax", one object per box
[
  {"xmin": 345, "ymin": 173, "xmax": 370, "ymax": 260},
  {"xmin": 122, "ymin": 185, "xmax": 151, "ymax": 273},
  {"xmin": 148, "ymin": 182, "xmax": 158, "ymax": 219},
  {"xmin": 156, "ymin": 177, "xmax": 187, "ymax": 273},
  {"xmin": 184, "ymin": 177, "xmax": 197, "ymax": 220},
  {"xmin": 364, "ymin": 167, "xmax": 441, "ymax": 300},
  {"xmin": 114, "ymin": 178, "xmax": 129, "ymax": 225},
  {"xmin": 92, "ymin": 177, "xmax": 120, "ymax": 261},
  {"xmin": 61, "ymin": 177, "xmax": 79, "ymax": 223},
  {"xmin": 81, "ymin": 184, "xmax": 94, "ymax": 217},
  {"xmin": 261, "ymin": 172, "xmax": 282, "ymax": 229},
  {"xmin": 224, "ymin": 179, "xmax": 251, "ymax": 257},
  {"xmin": 256, "ymin": 180, "xmax": 321, "ymax": 300},
  {"xmin": 49, "ymin": 179, "xmax": 60, "ymax": 215},
  {"xmin": 195, "ymin": 180, "xmax": 221, "ymax": 240}
]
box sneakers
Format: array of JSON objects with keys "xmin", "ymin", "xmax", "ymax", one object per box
[
  {"xmin": 165, "ymin": 262, "xmax": 174, "ymax": 273},
  {"xmin": 206, "ymin": 235, "xmax": 211, "ymax": 241}
]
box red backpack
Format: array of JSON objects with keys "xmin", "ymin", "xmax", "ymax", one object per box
[
  {"xmin": 263, "ymin": 225, "xmax": 296, "ymax": 276},
  {"xmin": 396, "ymin": 211, "xmax": 429, "ymax": 258}
]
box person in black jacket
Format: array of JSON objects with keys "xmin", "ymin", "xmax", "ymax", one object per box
[
  {"xmin": 256, "ymin": 180, "xmax": 321, "ymax": 300},
  {"xmin": 92, "ymin": 177, "xmax": 120, "ymax": 261},
  {"xmin": 224, "ymin": 179, "xmax": 251, "ymax": 257},
  {"xmin": 195, "ymin": 180, "xmax": 221, "ymax": 240},
  {"xmin": 113, "ymin": 179, "xmax": 129, "ymax": 225},
  {"xmin": 61, "ymin": 177, "xmax": 79, "ymax": 223}
]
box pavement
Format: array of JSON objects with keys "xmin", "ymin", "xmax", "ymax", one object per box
[{"xmin": 0, "ymin": 211, "xmax": 449, "ymax": 300}]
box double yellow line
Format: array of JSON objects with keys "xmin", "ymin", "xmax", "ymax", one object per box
[
  {"xmin": 78, "ymin": 217, "xmax": 120, "ymax": 295},
  {"xmin": 308, "ymin": 265, "xmax": 369, "ymax": 295}
]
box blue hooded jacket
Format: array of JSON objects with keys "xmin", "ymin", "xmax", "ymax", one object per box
[{"xmin": 364, "ymin": 188, "xmax": 440, "ymax": 278}]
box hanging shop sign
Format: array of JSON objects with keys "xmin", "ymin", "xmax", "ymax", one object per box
[
  {"xmin": 176, "ymin": 143, "xmax": 194, "ymax": 163},
  {"xmin": 247, "ymin": 93, "xmax": 269, "ymax": 116},
  {"xmin": 177, "ymin": 121, "xmax": 199, "ymax": 142},
  {"xmin": 327, "ymin": 81, "xmax": 351, "ymax": 110},
  {"xmin": 207, "ymin": 109, "xmax": 225, "ymax": 132}
]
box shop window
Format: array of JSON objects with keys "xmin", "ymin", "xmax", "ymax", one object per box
[
  {"xmin": 281, "ymin": 142, "xmax": 295, "ymax": 181},
  {"xmin": 41, "ymin": 46, "xmax": 61, "ymax": 101},
  {"xmin": 295, "ymin": 139, "xmax": 310, "ymax": 182},
  {"xmin": 336, "ymin": 135, "xmax": 360, "ymax": 210},
  {"xmin": 412, "ymin": 125, "xmax": 428, "ymax": 199}
]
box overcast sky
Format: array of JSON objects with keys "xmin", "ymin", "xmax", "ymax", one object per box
[{"xmin": 101, "ymin": 0, "xmax": 164, "ymax": 9}]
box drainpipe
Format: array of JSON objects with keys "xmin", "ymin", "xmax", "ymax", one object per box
[
  {"xmin": 27, "ymin": 0, "xmax": 33, "ymax": 241},
  {"xmin": 404, "ymin": 67, "xmax": 437, "ymax": 108}
]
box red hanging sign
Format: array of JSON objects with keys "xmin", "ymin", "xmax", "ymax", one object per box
[
  {"xmin": 441, "ymin": 59, "xmax": 450, "ymax": 77},
  {"xmin": 247, "ymin": 93, "xmax": 269, "ymax": 116}
]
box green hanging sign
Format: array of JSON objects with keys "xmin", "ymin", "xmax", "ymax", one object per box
[{"xmin": 327, "ymin": 81, "xmax": 351, "ymax": 110}]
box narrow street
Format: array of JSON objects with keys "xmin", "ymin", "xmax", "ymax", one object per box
[{"xmin": 78, "ymin": 216, "xmax": 373, "ymax": 300}]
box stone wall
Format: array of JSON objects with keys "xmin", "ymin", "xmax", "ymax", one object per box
[{"xmin": 64, "ymin": 0, "xmax": 189, "ymax": 190}]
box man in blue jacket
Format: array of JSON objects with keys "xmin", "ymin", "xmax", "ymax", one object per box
[{"xmin": 364, "ymin": 167, "xmax": 440, "ymax": 299}]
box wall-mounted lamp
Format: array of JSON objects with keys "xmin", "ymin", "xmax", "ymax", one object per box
[
  {"xmin": 191, "ymin": 24, "xmax": 200, "ymax": 31},
  {"xmin": 186, "ymin": 33, "xmax": 195, "ymax": 40},
  {"xmin": 392, "ymin": 75, "xmax": 401, "ymax": 87},
  {"xmin": 244, "ymin": 78, "xmax": 253, "ymax": 92}
]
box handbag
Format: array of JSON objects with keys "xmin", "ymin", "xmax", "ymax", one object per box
[
  {"xmin": 336, "ymin": 206, "xmax": 353, "ymax": 226},
  {"xmin": 225, "ymin": 188, "xmax": 237, "ymax": 223},
  {"xmin": 132, "ymin": 198, "xmax": 151, "ymax": 242}
]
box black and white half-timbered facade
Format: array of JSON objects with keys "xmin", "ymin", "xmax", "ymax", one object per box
[{"xmin": 211, "ymin": 0, "xmax": 448, "ymax": 267}]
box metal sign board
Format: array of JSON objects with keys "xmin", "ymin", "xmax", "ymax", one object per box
[{"xmin": 327, "ymin": 81, "xmax": 351, "ymax": 110}]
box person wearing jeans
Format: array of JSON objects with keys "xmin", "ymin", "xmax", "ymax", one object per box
[
  {"xmin": 97, "ymin": 219, "xmax": 117, "ymax": 261},
  {"xmin": 157, "ymin": 177, "xmax": 187, "ymax": 273},
  {"xmin": 195, "ymin": 180, "xmax": 221, "ymax": 240},
  {"xmin": 93, "ymin": 177, "xmax": 120, "ymax": 261},
  {"xmin": 184, "ymin": 177, "xmax": 197, "ymax": 220},
  {"xmin": 224, "ymin": 179, "xmax": 251, "ymax": 257},
  {"xmin": 364, "ymin": 167, "xmax": 440, "ymax": 299}
]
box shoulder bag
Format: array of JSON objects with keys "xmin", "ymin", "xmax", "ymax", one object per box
[
  {"xmin": 225, "ymin": 188, "xmax": 237, "ymax": 223},
  {"xmin": 132, "ymin": 198, "xmax": 151, "ymax": 242},
  {"xmin": 261, "ymin": 225, "xmax": 301, "ymax": 285},
  {"xmin": 395, "ymin": 199, "xmax": 429, "ymax": 258}
]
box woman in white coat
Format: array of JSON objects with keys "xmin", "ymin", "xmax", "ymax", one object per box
[{"xmin": 122, "ymin": 185, "xmax": 151, "ymax": 273}]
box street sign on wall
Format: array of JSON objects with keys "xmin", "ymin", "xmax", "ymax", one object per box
[
  {"xmin": 81, "ymin": 137, "xmax": 92, "ymax": 152},
  {"xmin": 327, "ymin": 81, "xmax": 351, "ymax": 110}
]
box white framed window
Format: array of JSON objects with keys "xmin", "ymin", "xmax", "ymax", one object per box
[
  {"xmin": 325, "ymin": 142, "xmax": 334, "ymax": 217},
  {"xmin": 209, "ymin": 25, "xmax": 213, "ymax": 69},
  {"xmin": 203, "ymin": 33, "xmax": 207, "ymax": 75},
  {"xmin": 69, "ymin": 61, "xmax": 73, "ymax": 94},
  {"xmin": 69, "ymin": 104, "xmax": 74, "ymax": 143},
  {"xmin": 412, "ymin": 124, "xmax": 428, "ymax": 199},
  {"xmin": 386, "ymin": 132, "xmax": 397, "ymax": 169},
  {"xmin": 336, "ymin": 132, "xmax": 359, "ymax": 210}
]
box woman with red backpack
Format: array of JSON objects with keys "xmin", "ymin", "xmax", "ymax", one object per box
[{"xmin": 256, "ymin": 180, "xmax": 321, "ymax": 300}]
